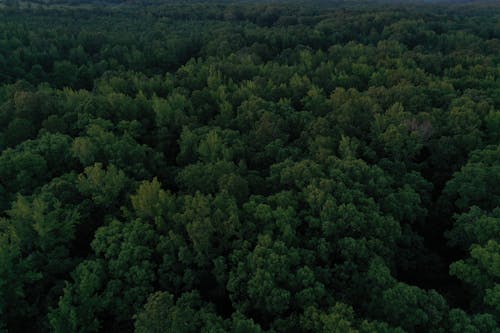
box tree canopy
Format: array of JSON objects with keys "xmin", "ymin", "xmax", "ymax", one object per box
[{"xmin": 1, "ymin": 1, "xmax": 500, "ymax": 332}]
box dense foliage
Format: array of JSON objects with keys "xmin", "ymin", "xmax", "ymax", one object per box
[{"xmin": 1, "ymin": 1, "xmax": 500, "ymax": 332}]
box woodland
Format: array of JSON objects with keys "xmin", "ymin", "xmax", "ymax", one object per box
[{"xmin": 0, "ymin": 1, "xmax": 499, "ymax": 332}]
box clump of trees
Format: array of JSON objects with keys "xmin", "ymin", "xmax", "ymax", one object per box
[{"xmin": 1, "ymin": 1, "xmax": 499, "ymax": 332}]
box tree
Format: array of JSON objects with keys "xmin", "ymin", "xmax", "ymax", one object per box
[
  {"xmin": 77, "ymin": 163, "xmax": 130, "ymax": 209},
  {"xmin": 0, "ymin": 191, "xmax": 80, "ymax": 331},
  {"xmin": 443, "ymin": 145, "xmax": 500, "ymax": 212}
]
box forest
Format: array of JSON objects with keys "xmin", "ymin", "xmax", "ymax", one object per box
[{"xmin": 0, "ymin": 0, "xmax": 499, "ymax": 332}]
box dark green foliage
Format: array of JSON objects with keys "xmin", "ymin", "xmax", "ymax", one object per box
[{"xmin": 0, "ymin": 1, "xmax": 499, "ymax": 332}]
